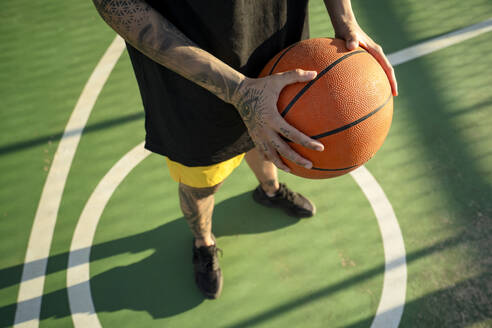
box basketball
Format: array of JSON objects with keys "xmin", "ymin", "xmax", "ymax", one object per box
[{"xmin": 259, "ymin": 38, "xmax": 393, "ymax": 179}]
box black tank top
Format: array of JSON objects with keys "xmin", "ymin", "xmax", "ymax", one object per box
[{"xmin": 127, "ymin": 0, "xmax": 309, "ymax": 166}]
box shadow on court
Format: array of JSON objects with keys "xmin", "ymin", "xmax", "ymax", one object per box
[
  {"xmin": 0, "ymin": 111, "xmax": 143, "ymax": 156},
  {"xmin": 0, "ymin": 192, "xmax": 300, "ymax": 326},
  {"xmin": 355, "ymin": 0, "xmax": 492, "ymax": 326},
  {"xmin": 344, "ymin": 272, "xmax": 492, "ymax": 328},
  {"xmin": 2, "ymin": 2, "xmax": 492, "ymax": 327},
  {"xmin": 0, "ymin": 223, "xmax": 480, "ymax": 327}
]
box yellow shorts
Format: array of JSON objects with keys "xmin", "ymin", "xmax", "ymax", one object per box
[{"xmin": 166, "ymin": 154, "xmax": 245, "ymax": 188}]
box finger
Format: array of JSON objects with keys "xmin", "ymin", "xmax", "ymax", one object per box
[
  {"xmin": 275, "ymin": 117, "xmax": 324, "ymax": 151},
  {"xmin": 274, "ymin": 69, "xmax": 317, "ymax": 88},
  {"xmin": 268, "ymin": 131, "xmax": 313, "ymax": 169},
  {"xmin": 345, "ymin": 34, "xmax": 359, "ymax": 51},
  {"xmin": 261, "ymin": 140, "xmax": 291, "ymax": 172},
  {"xmin": 253, "ymin": 137, "xmax": 288, "ymax": 170},
  {"xmin": 364, "ymin": 43, "xmax": 398, "ymax": 96},
  {"xmin": 388, "ymin": 66, "xmax": 398, "ymax": 97}
]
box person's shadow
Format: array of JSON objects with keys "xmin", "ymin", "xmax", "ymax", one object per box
[{"xmin": 88, "ymin": 191, "xmax": 299, "ymax": 319}]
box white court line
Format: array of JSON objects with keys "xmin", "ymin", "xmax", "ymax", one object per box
[
  {"xmin": 388, "ymin": 18, "xmax": 492, "ymax": 66},
  {"xmin": 13, "ymin": 36, "xmax": 126, "ymax": 328},
  {"xmin": 65, "ymin": 143, "xmax": 403, "ymax": 328},
  {"xmin": 351, "ymin": 167, "xmax": 406, "ymax": 328},
  {"xmin": 67, "ymin": 143, "xmax": 149, "ymax": 327},
  {"xmin": 14, "ymin": 17, "xmax": 492, "ymax": 327}
]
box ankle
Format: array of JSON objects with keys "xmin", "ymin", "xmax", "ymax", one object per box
[
  {"xmin": 195, "ymin": 236, "xmax": 215, "ymax": 248},
  {"xmin": 261, "ymin": 180, "xmax": 280, "ymax": 197}
]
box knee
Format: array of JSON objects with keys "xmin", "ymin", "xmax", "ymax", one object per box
[{"xmin": 178, "ymin": 181, "xmax": 223, "ymax": 199}]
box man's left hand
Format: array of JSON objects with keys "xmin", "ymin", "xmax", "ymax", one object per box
[{"xmin": 333, "ymin": 19, "xmax": 398, "ymax": 97}]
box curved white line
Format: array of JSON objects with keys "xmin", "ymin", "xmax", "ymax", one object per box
[
  {"xmin": 65, "ymin": 145, "xmax": 405, "ymax": 328},
  {"xmin": 16, "ymin": 17, "xmax": 492, "ymax": 328},
  {"xmin": 13, "ymin": 36, "xmax": 126, "ymax": 328},
  {"xmin": 350, "ymin": 167, "xmax": 407, "ymax": 327},
  {"xmin": 67, "ymin": 142, "xmax": 149, "ymax": 328}
]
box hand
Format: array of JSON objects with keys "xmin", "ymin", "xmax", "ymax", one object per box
[
  {"xmin": 232, "ymin": 70, "xmax": 325, "ymax": 172},
  {"xmin": 332, "ymin": 19, "xmax": 398, "ymax": 96}
]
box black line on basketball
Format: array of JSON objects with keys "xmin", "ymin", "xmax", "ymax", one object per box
[
  {"xmin": 311, "ymin": 164, "xmax": 358, "ymax": 171},
  {"xmin": 311, "ymin": 93, "xmax": 392, "ymax": 140},
  {"xmin": 269, "ymin": 43, "xmax": 297, "ymax": 75},
  {"xmin": 280, "ymin": 50, "xmax": 366, "ymax": 117}
]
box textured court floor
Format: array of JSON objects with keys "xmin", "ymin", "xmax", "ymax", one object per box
[{"xmin": 1, "ymin": 0, "xmax": 491, "ymax": 327}]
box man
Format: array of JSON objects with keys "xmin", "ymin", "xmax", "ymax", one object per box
[{"xmin": 93, "ymin": 0, "xmax": 397, "ymax": 299}]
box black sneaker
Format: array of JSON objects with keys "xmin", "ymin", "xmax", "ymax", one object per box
[
  {"xmin": 253, "ymin": 183, "xmax": 316, "ymax": 218},
  {"xmin": 192, "ymin": 235, "xmax": 223, "ymax": 299}
]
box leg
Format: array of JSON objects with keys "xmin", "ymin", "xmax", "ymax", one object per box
[
  {"xmin": 245, "ymin": 147, "xmax": 279, "ymax": 196},
  {"xmin": 178, "ymin": 182, "xmax": 222, "ymax": 247},
  {"xmin": 179, "ymin": 182, "xmax": 224, "ymax": 299}
]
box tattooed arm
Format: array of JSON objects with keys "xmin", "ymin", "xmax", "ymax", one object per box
[
  {"xmin": 93, "ymin": 0, "xmax": 243, "ymax": 103},
  {"xmin": 93, "ymin": 0, "xmax": 324, "ymax": 170}
]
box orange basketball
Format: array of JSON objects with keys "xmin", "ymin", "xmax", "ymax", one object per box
[{"xmin": 259, "ymin": 38, "xmax": 393, "ymax": 179}]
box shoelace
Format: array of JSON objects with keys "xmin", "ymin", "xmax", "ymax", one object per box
[{"xmin": 277, "ymin": 184, "xmax": 296, "ymax": 203}]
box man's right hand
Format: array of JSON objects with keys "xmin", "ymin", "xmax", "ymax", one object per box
[{"xmin": 232, "ymin": 70, "xmax": 325, "ymax": 172}]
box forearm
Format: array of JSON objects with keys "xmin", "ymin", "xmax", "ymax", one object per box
[
  {"xmin": 93, "ymin": 0, "xmax": 325, "ymax": 168},
  {"xmin": 92, "ymin": 0, "xmax": 244, "ymax": 104},
  {"xmin": 323, "ymin": 0, "xmax": 356, "ymax": 27}
]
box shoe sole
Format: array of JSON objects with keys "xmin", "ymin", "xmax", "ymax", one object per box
[{"xmin": 203, "ymin": 272, "xmax": 223, "ymax": 299}]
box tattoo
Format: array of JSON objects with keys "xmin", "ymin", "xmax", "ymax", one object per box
[
  {"xmin": 156, "ymin": 20, "xmax": 195, "ymax": 51},
  {"xmin": 189, "ymin": 71, "xmax": 237, "ymax": 102},
  {"xmin": 261, "ymin": 142, "xmax": 269, "ymax": 152},
  {"xmin": 261, "ymin": 179, "xmax": 279, "ymax": 195},
  {"xmin": 178, "ymin": 183, "xmax": 219, "ymax": 240},
  {"xmin": 93, "ymin": 0, "xmax": 241, "ymax": 105},
  {"xmin": 271, "ymin": 140, "xmax": 281, "ymax": 150},
  {"xmin": 94, "ymin": 0, "xmax": 194, "ymax": 50},
  {"xmin": 237, "ymin": 88, "xmax": 267, "ymax": 130},
  {"xmin": 137, "ymin": 24, "xmax": 152, "ymax": 44},
  {"xmin": 93, "ymin": 0, "xmax": 150, "ymax": 33},
  {"xmin": 280, "ymin": 127, "xmax": 290, "ymax": 137}
]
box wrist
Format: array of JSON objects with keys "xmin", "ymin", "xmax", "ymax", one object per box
[
  {"xmin": 338, "ymin": 12, "xmax": 356, "ymax": 25},
  {"xmin": 229, "ymin": 75, "xmax": 250, "ymax": 108}
]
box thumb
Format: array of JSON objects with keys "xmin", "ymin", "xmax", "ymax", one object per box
[
  {"xmin": 275, "ymin": 69, "xmax": 317, "ymax": 88},
  {"xmin": 346, "ymin": 36, "xmax": 359, "ymax": 51}
]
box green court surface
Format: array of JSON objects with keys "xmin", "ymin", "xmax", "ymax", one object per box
[{"xmin": 1, "ymin": 0, "xmax": 491, "ymax": 327}]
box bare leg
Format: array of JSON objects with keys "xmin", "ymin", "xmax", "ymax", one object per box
[
  {"xmin": 178, "ymin": 182, "xmax": 222, "ymax": 247},
  {"xmin": 245, "ymin": 147, "xmax": 280, "ymax": 196}
]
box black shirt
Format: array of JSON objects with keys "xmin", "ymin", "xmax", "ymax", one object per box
[{"xmin": 127, "ymin": 0, "xmax": 309, "ymax": 166}]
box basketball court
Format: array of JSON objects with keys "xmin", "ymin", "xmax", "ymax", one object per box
[{"xmin": 1, "ymin": 0, "xmax": 491, "ymax": 327}]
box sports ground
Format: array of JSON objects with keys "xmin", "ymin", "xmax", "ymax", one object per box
[{"xmin": 1, "ymin": 0, "xmax": 491, "ymax": 327}]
